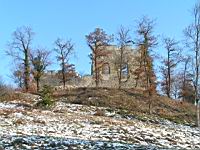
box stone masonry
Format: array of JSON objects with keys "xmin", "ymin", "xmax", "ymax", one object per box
[
  {"xmin": 89, "ymin": 45, "xmax": 140, "ymax": 88},
  {"xmin": 41, "ymin": 45, "xmax": 140, "ymax": 89}
]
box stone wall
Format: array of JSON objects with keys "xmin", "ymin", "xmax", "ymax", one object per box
[
  {"xmin": 41, "ymin": 45, "xmax": 142, "ymax": 89},
  {"xmin": 90, "ymin": 45, "xmax": 140, "ymax": 88}
]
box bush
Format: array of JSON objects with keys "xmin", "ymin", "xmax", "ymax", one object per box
[
  {"xmin": 36, "ymin": 85, "xmax": 54, "ymax": 108},
  {"xmin": 0, "ymin": 80, "xmax": 17, "ymax": 102},
  {"xmin": 94, "ymin": 108, "xmax": 105, "ymax": 116}
]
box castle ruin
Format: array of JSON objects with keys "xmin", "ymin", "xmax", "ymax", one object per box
[{"xmin": 42, "ymin": 45, "xmax": 140, "ymax": 89}]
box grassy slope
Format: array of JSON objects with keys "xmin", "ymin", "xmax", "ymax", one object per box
[{"xmin": 53, "ymin": 87, "xmax": 196, "ymax": 125}]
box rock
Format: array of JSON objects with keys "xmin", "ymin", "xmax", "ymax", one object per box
[
  {"xmin": 13, "ymin": 112, "xmax": 24, "ymax": 118},
  {"xmin": 47, "ymin": 127, "xmax": 55, "ymax": 133},
  {"xmin": 49, "ymin": 141, "xmax": 57, "ymax": 147}
]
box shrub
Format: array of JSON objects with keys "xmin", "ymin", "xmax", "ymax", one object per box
[
  {"xmin": 94, "ymin": 108, "xmax": 105, "ymax": 116},
  {"xmin": 36, "ymin": 85, "xmax": 54, "ymax": 108},
  {"xmin": 0, "ymin": 80, "xmax": 17, "ymax": 102},
  {"xmin": 0, "ymin": 80, "xmax": 8, "ymax": 97}
]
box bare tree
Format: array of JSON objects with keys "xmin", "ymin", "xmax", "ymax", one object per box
[
  {"xmin": 171, "ymin": 75, "xmax": 181, "ymax": 99},
  {"xmin": 184, "ymin": 2, "xmax": 200, "ymax": 127},
  {"xmin": 54, "ymin": 38, "xmax": 74, "ymax": 88},
  {"xmin": 135, "ymin": 17, "xmax": 157, "ymax": 94},
  {"xmin": 114, "ymin": 26, "xmax": 132, "ymax": 89},
  {"xmin": 0, "ymin": 77, "xmax": 9, "ymax": 97},
  {"xmin": 7, "ymin": 26, "xmax": 34, "ymax": 92},
  {"xmin": 160, "ymin": 37, "xmax": 181, "ymax": 98},
  {"xmin": 86, "ymin": 28, "xmax": 112, "ymax": 87},
  {"xmin": 11, "ymin": 63, "xmax": 24, "ymax": 89},
  {"xmin": 56, "ymin": 64, "xmax": 77, "ymax": 84},
  {"xmin": 30, "ymin": 49, "xmax": 51, "ymax": 92},
  {"xmin": 178, "ymin": 56, "xmax": 195, "ymax": 103},
  {"xmin": 182, "ymin": 57, "xmax": 191, "ymax": 96},
  {"xmin": 135, "ymin": 16, "xmax": 157, "ymax": 114}
]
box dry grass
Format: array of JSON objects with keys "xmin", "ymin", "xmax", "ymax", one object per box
[
  {"xmin": 54, "ymin": 87, "xmax": 196, "ymax": 125},
  {"xmin": 94, "ymin": 108, "xmax": 105, "ymax": 116},
  {"xmin": 14, "ymin": 118, "xmax": 26, "ymax": 125}
]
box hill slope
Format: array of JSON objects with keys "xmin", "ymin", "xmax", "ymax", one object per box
[
  {"xmin": 54, "ymin": 87, "xmax": 196, "ymax": 125},
  {"xmin": 0, "ymin": 88, "xmax": 199, "ymax": 149}
]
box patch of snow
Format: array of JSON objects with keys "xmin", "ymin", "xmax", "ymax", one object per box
[
  {"xmin": 0, "ymin": 101, "xmax": 200, "ymax": 149},
  {"xmin": 0, "ymin": 103, "xmax": 18, "ymax": 109}
]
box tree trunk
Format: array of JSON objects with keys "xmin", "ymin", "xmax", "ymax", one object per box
[
  {"xmin": 118, "ymin": 47, "xmax": 123, "ymax": 89},
  {"xmin": 19, "ymin": 77, "xmax": 23, "ymax": 89},
  {"xmin": 118, "ymin": 71, "xmax": 122, "ymax": 89},
  {"xmin": 118, "ymin": 64, "xmax": 122, "ymax": 89},
  {"xmin": 196, "ymin": 100, "xmax": 200, "ymax": 127},
  {"xmin": 182, "ymin": 60, "xmax": 187, "ymax": 101},
  {"xmin": 91, "ymin": 58, "xmax": 94, "ymax": 75},
  {"xmin": 94, "ymin": 55, "xmax": 99, "ymax": 87},
  {"xmin": 24, "ymin": 49, "xmax": 30, "ymax": 92},
  {"xmin": 36, "ymin": 78, "xmax": 40, "ymax": 92},
  {"xmin": 167, "ymin": 49, "xmax": 171, "ymax": 98},
  {"xmin": 143, "ymin": 45, "xmax": 150, "ymax": 94},
  {"xmin": 62, "ymin": 59, "xmax": 66, "ymax": 88},
  {"xmin": 195, "ymin": 40, "xmax": 199, "ymax": 127},
  {"xmin": 148, "ymin": 97, "xmax": 152, "ymax": 115},
  {"xmin": 62, "ymin": 68, "xmax": 66, "ymax": 88}
]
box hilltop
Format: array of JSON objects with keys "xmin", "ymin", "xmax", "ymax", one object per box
[{"xmin": 54, "ymin": 87, "xmax": 196, "ymax": 125}]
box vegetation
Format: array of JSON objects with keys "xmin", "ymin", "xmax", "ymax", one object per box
[
  {"xmin": 2, "ymin": 1, "xmax": 200, "ymax": 127},
  {"xmin": 133, "ymin": 17, "xmax": 157, "ymax": 114},
  {"xmin": 86, "ymin": 28, "xmax": 113, "ymax": 87},
  {"xmin": 114, "ymin": 26, "xmax": 132, "ymax": 89},
  {"xmin": 7, "ymin": 26, "xmax": 34, "ymax": 92},
  {"xmin": 54, "ymin": 87, "xmax": 196, "ymax": 125},
  {"xmin": 184, "ymin": 2, "xmax": 200, "ymax": 127},
  {"xmin": 30, "ymin": 49, "xmax": 51, "ymax": 92},
  {"xmin": 160, "ymin": 37, "xmax": 181, "ymax": 98},
  {"xmin": 0, "ymin": 79, "xmax": 21, "ymax": 102},
  {"xmin": 54, "ymin": 38, "xmax": 75, "ymax": 89},
  {"xmin": 36, "ymin": 85, "xmax": 54, "ymax": 109}
]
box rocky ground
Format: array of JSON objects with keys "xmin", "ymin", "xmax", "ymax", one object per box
[{"xmin": 0, "ymin": 96, "xmax": 200, "ymax": 149}]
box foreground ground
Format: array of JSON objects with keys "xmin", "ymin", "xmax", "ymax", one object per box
[{"xmin": 0, "ymin": 90, "xmax": 200, "ymax": 149}]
